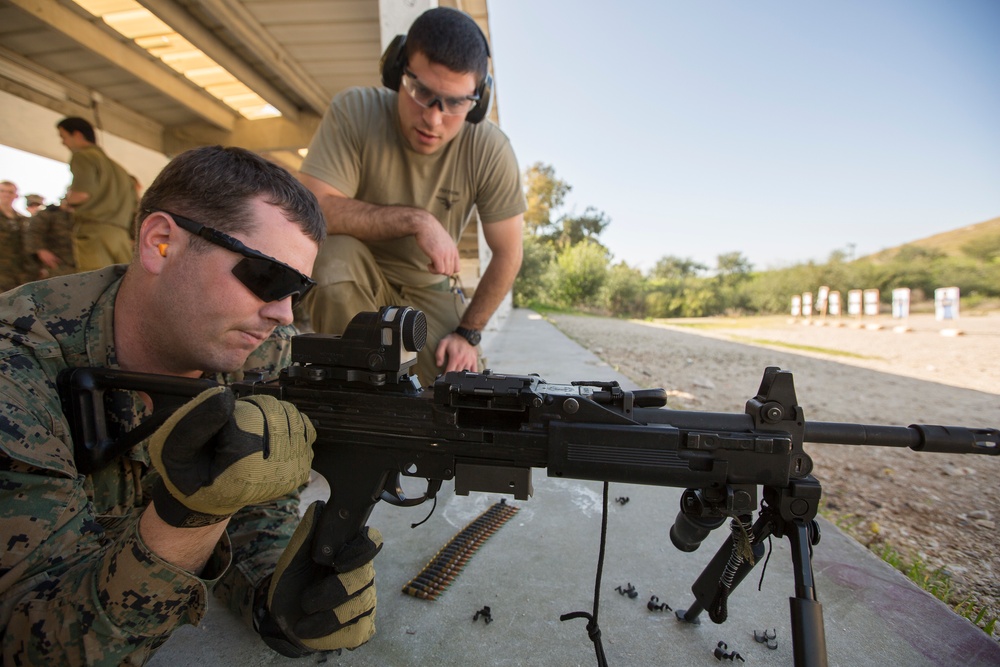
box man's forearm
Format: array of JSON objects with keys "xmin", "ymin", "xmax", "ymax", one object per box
[
  {"xmin": 459, "ymin": 247, "xmax": 522, "ymax": 331},
  {"xmin": 140, "ymin": 504, "xmax": 229, "ymax": 575},
  {"xmin": 1, "ymin": 511, "xmax": 225, "ymax": 665},
  {"xmin": 64, "ymin": 190, "xmax": 89, "ymax": 207},
  {"xmin": 317, "ymin": 193, "xmax": 462, "ymax": 276},
  {"xmin": 319, "ymin": 195, "xmax": 427, "ymax": 241}
]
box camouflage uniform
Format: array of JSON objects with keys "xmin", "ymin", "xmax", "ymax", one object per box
[
  {"xmin": 0, "ymin": 210, "xmax": 28, "ymax": 292},
  {"xmin": 22, "ymin": 206, "xmax": 77, "ymax": 279},
  {"xmin": 0, "ymin": 267, "xmax": 301, "ymax": 665}
]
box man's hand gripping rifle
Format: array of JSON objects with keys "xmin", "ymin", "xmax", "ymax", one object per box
[{"xmin": 59, "ymin": 306, "xmax": 999, "ymax": 667}]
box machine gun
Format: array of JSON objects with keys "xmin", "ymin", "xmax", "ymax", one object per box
[{"xmin": 59, "ymin": 306, "xmax": 999, "ymax": 667}]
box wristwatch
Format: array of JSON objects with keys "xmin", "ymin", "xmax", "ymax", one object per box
[{"xmin": 454, "ymin": 326, "xmax": 482, "ymax": 346}]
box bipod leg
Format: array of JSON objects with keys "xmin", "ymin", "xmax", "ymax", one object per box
[
  {"xmin": 675, "ymin": 513, "xmax": 771, "ymax": 625},
  {"xmin": 765, "ymin": 478, "xmax": 828, "ymax": 667},
  {"xmin": 787, "ymin": 518, "xmax": 827, "ymax": 667},
  {"xmin": 675, "ymin": 599, "xmax": 705, "ymax": 625}
]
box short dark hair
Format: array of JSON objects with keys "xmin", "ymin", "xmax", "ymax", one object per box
[
  {"xmin": 138, "ymin": 146, "xmax": 326, "ymax": 251},
  {"xmin": 406, "ymin": 7, "xmax": 489, "ymax": 85},
  {"xmin": 56, "ymin": 117, "xmax": 96, "ymax": 144}
]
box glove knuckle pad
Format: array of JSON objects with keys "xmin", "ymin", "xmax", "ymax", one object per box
[
  {"xmin": 334, "ymin": 586, "xmax": 377, "ymax": 626},
  {"xmin": 235, "ymin": 396, "xmax": 314, "ymax": 466},
  {"xmin": 294, "ymin": 586, "xmax": 375, "ymax": 640},
  {"xmin": 302, "ymin": 569, "xmax": 373, "ymax": 614}
]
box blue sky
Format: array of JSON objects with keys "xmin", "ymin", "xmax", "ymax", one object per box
[
  {"xmin": 3, "ymin": 1, "xmax": 997, "ymax": 273},
  {"xmin": 488, "ymin": 0, "xmax": 1000, "ymax": 270}
]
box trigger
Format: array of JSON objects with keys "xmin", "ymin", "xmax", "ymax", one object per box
[{"xmin": 380, "ymin": 473, "xmax": 442, "ymax": 507}]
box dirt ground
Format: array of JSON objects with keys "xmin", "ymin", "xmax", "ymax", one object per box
[{"xmin": 542, "ymin": 310, "xmax": 1000, "ymax": 637}]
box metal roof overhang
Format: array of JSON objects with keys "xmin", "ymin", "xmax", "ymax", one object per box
[{"xmin": 0, "ymin": 0, "xmax": 495, "ymax": 172}]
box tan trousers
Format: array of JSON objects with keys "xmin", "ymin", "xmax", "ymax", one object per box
[
  {"xmin": 73, "ymin": 222, "xmax": 133, "ymax": 272},
  {"xmin": 300, "ymin": 235, "xmax": 480, "ymax": 387}
]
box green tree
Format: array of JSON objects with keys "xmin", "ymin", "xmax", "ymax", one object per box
[
  {"xmin": 961, "ymin": 234, "xmax": 1000, "ymax": 263},
  {"xmin": 523, "ymin": 162, "xmax": 571, "ymax": 236},
  {"xmin": 644, "ymin": 254, "xmax": 710, "ymax": 317},
  {"xmin": 713, "ymin": 251, "xmax": 754, "ymax": 313},
  {"xmin": 714, "ymin": 251, "xmax": 754, "ymax": 284},
  {"xmin": 518, "ymin": 162, "xmax": 619, "ymax": 310},
  {"xmin": 544, "ymin": 206, "xmax": 611, "ymax": 250},
  {"xmin": 935, "ymin": 258, "xmax": 1000, "ymax": 298},
  {"xmin": 867, "ymin": 246, "xmax": 945, "ymax": 299},
  {"xmin": 650, "ymin": 256, "xmax": 707, "ymax": 280},
  {"xmin": 643, "ymin": 282, "xmax": 717, "ymax": 318},
  {"xmin": 513, "ymin": 236, "xmax": 555, "ymax": 307},
  {"xmin": 550, "ymin": 240, "xmax": 609, "ymax": 307},
  {"xmin": 601, "ymin": 261, "xmax": 647, "ymax": 316}
]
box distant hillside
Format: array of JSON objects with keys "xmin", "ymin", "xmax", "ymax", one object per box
[{"xmin": 866, "ymin": 215, "xmax": 1000, "ymax": 261}]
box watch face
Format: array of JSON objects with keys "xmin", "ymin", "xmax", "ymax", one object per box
[{"xmin": 457, "ymin": 327, "xmax": 481, "ymax": 346}]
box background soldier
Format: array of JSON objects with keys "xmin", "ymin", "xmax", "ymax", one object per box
[
  {"xmin": 0, "ymin": 180, "xmax": 28, "ymax": 291},
  {"xmin": 24, "ymin": 194, "xmax": 45, "ymax": 216},
  {"xmin": 23, "ymin": 199, "xmax": 76, "ymax": 278},
  {"xmin": 56, "ymin": 116, "xmax": 137, "ymax": 271}
]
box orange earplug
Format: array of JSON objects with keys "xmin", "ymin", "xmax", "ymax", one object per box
[{"xmin": 157, "ymin": 243, "xmax": 168, "ymax": 257}]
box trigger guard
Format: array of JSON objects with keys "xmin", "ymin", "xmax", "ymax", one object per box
[{"xmin": 380, "ymin": 473, "xmax": 442, "ymax": 507}]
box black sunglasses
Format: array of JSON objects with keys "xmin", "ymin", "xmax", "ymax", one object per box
[{"xmin": 157, "ymin": 210, "xmax": 316, "ymax": 305}]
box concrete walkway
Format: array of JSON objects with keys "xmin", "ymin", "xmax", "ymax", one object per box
[{"xmin": 151, "ymin": 309, "xmax": 1000, "ymax": 667}]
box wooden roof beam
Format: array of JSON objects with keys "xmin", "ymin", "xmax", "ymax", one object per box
[
  {"xmin": 195, "ymin": 0, "xmax": 330, "ymax": 115},
  {"xmin": 8, "ymin": 0, "xmax": 235, "ymax": 130},
  {"xmin": 136, "ymin": 0, "xmax": 300, "ymax": 122},
  {"xmin": 164, "ymin": 112, "xmax": 321, "ymax": 157}
]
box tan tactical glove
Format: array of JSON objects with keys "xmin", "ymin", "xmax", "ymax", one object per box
[
  {"xmin": 255, "ymin": 501, "xmax": 381, "ymax": 657},
  {"xmin": 148, "ymin": 386, "xmax": 315, "ymax": 527}
]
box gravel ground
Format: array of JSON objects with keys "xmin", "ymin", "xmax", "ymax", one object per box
[{"xmin": 542, "ymin": 311, "xmax": 1000, "ymax": 637}]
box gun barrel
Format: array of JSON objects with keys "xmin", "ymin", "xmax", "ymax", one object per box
[{"xmin": 805, "ymin": 422, "xmax": 999, "ymax": 455}]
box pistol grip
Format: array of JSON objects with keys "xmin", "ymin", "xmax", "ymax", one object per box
[{"xmin": 309, "ymin": 445, "xmax": 389, "ymax": 567}]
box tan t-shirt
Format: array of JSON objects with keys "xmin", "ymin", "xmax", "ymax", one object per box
[
  {"xmin": 69, "ymin": 145, "xmax": 136, "ymax": 230},
  {"xmin": 301, "ymin": 86, "xmax": 527, "ymax": 286}
]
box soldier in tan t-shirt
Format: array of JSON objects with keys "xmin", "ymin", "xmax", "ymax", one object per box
[
  {"xmin": 56, "ymin": 116, "xmax": 137, "ymax": 272},
  {"xmin": 299, "ymin": 7, "xmax": 527, "ymax": 386}
]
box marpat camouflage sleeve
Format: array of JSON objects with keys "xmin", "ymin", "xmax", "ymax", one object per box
[
  {"xmin": 212, "ymin": 495, "xmax": 301, "ymax": 628},
  {"xmin": 0, "ymin": 360, "xmax": 234, "ymax": 666},
  {"xmin": 1, "ymin": 274, "xmax": 304, "ymax": 663}
]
